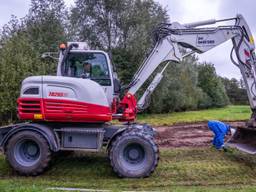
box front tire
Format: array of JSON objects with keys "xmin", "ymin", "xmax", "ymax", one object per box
[
  {"xmin": 6, "ymin": 131, "xmax": 51, "ymax": 176},
  {"xmin": 109, "ymin": 131, "xmax": 159, "ymax": 178}
]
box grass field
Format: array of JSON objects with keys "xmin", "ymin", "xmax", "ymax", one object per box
[
  {"xmin": 0, "ymin": 105, "xmax": 255, "ymax": 192},
  {"xmin": 137, "ymin": 105, "xmax": 251, "ymax": 126},
  {"xmin": 1, "ymin": 148, "xmax": 256, "ymax": 191}
]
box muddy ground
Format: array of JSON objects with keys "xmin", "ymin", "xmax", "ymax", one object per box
[
  {"xmin": 0, "ymin": 121, "xmax": 246, "ymax": 152},
  {"xmin": 155, "ymin": 121, "xmax": 246, "ymax": 148}
]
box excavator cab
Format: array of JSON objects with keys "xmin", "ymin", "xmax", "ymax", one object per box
[
  {"xmin": 61, "ymin": 51, "xmax": 111, "ymax": 85},
  {"xmin": 56, "ymin": 42, "xmax": 118, "ymax": 106}
]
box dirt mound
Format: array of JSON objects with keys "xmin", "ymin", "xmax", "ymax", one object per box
[{"xmin": 155, "ymin": 121, "xmax": 245, "ymax": 148}]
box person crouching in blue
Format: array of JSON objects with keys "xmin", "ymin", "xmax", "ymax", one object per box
[{"xmin": 208, "ymin": 120, "xmax": 231, "ymax": 150}]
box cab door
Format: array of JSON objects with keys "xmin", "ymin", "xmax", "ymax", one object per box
[{"xmin": 58, "ymin": 49, "xmax": 115, "ymax": 106}]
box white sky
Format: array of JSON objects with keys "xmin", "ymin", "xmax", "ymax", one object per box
[{"xmin": 1, "ymin": 0, "xmax": 256, "ymax": 79}]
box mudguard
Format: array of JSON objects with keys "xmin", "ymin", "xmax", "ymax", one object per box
[{"xmin": 0, "ymin": 123, "xmax": 60, "ymax": 152}]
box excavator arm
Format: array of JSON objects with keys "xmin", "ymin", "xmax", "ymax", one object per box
[
  {"xmin": 118, "ymin": 15, "xmax": 256, "ymax": 129},
  {"xmin": 118, "ymin": 14, "xmax": 256, "ymax": 154}
]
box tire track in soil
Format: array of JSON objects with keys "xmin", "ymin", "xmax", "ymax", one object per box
[{"xmin": 155, "ymin": 121, "xmax": 246, "ymax": 148}]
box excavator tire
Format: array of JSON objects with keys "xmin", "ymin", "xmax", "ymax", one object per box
[
  {"xmin": 109, "ymin": 130, "xmax": 159, "ymax": 178},
  {"xmin": 6, "ymin": 131, "xmax": 51, "ymax": 176}
]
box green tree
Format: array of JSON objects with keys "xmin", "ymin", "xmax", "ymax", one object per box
[
  {"xmin": 0, "ymin": 0, "xmax": 68, "ymax": 124},
  {"xmin": 221, "ymin": 77, "xmax": 248, "ymax": 105},
  {"xmin": 25, "ymin": 0, "xmax": 67, "ymax": 75},
  {"xmin": 26, "ymin": 0, "xmax": 67, "ymax": 52},
  {"xmin": 0, "ymin": 19, "xmax": 40, "ymax": 124},
  {"xmin": 148, "ymin": 54, "xmax": 205, "ymax": 113},
  {"xmin": 197, "ymin": 63, "xmax": 229, "ymax": 107}
]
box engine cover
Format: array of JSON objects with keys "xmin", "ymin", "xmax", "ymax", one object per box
[{"xmin": 17, "ymin": 76, "xmax": 112, "ymax": 123}]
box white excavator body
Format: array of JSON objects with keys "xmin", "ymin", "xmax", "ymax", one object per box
[{"xmin": 1, "ymin": 14, "xmax": 256, "ymax": 177}]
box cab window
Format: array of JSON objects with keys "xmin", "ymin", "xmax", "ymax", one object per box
[{"xmin": 62, "ymin": 52, "xmax": 111, "ymax": 86}]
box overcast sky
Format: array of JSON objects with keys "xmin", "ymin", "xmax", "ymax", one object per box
[{"xmin": 0, "ymin": 0, "xmax": 255, "ymax": 79}]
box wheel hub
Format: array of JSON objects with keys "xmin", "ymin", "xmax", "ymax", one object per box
[
  {"xmin": 128, "ymin": 149, "xmax": 140, "ymax": 160},
  {"xmin": 14, "ymin": 139, "xmax": 41, "ymax": 166},
  {"xmin": 26, "ymin": 143, "xmax": 38, "ymax": 157},
  {"xmin": 124, "ymin": 143, "xmax": 145, "ymax": 164}
]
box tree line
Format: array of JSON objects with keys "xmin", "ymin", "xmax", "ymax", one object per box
[{"xmin": 0, "ymin": 0, "xmax": 248, "ymax": 124}]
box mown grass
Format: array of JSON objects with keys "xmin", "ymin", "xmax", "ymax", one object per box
[
  {"xmin": 1, "ymin": 148, "xmax": 256, "ymax": 191},
  {"xmin": 137, "ymin": 105, "xmax": 251, "ymax": 126}
]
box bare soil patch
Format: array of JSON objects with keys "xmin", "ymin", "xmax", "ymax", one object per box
[{"xmin": 155, "ymin": 121, "xmax": 245, "ymax": 148}]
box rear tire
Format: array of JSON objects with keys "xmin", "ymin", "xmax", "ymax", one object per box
[
  {"xmin": 109, "ymin": 131, "xmax": 159, "ymax": 178},
  {"xmin": 6, "ymin": 131, "xmax": 51, "ymax": 176}
]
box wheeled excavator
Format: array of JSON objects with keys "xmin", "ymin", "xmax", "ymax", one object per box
[{"xmin": 0, "ymin": 14, "xmax": 255, "ymax": 178}]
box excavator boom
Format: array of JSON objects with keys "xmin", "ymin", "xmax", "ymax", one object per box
[
  {"xmin": 125, "ymin": 14, "xmax": 256, "ymax": 153},
  {"xmin": 128, "ymin": 14, "xmax": 256, "ymax": 111}
]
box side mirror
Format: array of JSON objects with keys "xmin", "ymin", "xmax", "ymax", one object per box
[
  {"xmin": 113, "ymin": 78, "xmax": 121, "ymax": 94},
  {"xmin": 41, "ymin": 52, "xmax": 59, "ymax": 60}
]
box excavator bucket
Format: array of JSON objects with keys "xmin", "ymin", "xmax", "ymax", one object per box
[{"xmin": 226, "ymin": 126, "xmax": 256, "ymax": 154}]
